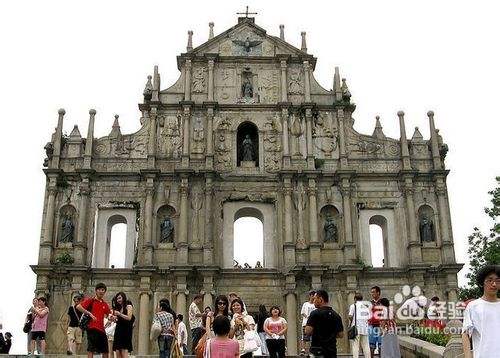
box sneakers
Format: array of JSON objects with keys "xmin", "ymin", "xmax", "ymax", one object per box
[{"xmin": 300, "ymin": 349, "xmax": 306, "ymax": 355}]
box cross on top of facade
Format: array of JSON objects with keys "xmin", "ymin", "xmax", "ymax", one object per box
[{"xmin": 237, "ymin": 6, "xmax": 258, "ymax": 18}]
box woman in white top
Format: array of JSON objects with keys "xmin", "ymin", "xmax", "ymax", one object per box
[
  {"xmin": 229, "ymin": 298, "xmax": 256, "ymax": 358},
  {"xmin": 348, "ymin": 293, "xmax": 370, "ymax": 358},
  {"xmin": 263, "ymin": 306, "xmax": 287, "ymax": 358}
]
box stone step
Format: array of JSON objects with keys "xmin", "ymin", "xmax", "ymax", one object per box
[{"xmin": 0, "ymin": 355, "xmax": 360, "ymax": 358}]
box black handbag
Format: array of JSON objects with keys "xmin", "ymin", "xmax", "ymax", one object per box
[
  {"xmin": 79, "ymin": 299, "xmax": 94, "ymax": 331},
  {"xmin": 22, "ymin": 313, "xmax": 33, "ymax": 333},
  {"xmin": 347, "ymin": 302, "xmax": 358, "ymax": 340}
]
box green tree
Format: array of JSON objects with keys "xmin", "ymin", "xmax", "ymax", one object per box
[{"xmin": 459, "ymin": 177, "xmax": 500, "ymax": 301}]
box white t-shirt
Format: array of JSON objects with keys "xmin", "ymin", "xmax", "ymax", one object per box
[
  {"xmin": 348, "ymin": 302, "xmax": 370, "ymax": 335},
  {"xmin": 462, "ymin": 298, "xmax": 500, "ymax": 358},
  {"xmin": 189, "ymin": 302, "xmax": 202, "ymax": 329},
  {"xmin": 301, "ymin": 302, "xmax": 315, "ymax": 326},
  {"xmin": 178, "ymin": 321, "xmax": 188, "ymax": 346}
]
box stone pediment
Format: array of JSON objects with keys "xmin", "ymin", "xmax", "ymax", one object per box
[{"xmin": 187, "ymin": 18, "xmax": 312, "ymax": 61}]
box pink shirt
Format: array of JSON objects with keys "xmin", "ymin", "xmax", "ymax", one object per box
[
  {"xmin": 32, "ymin": 307, "xmax": 49, "ymax": 332},
  {"xmin": 207, "ymin": 337, "xmax": 239, "ymax": 358}
]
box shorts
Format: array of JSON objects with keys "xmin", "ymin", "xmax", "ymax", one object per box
[
  {"xmin": 301, "ymin": 326, "xmax": 311, "ymax": 342},
  {"xmin": 368, "ymin": 326, "xmax": 382, "ymax": 348},
  {"xmin": 87, "ymin": 328, "xmax": 109, "ymax": 354},
  {"xmin": 67, "ymin": 326, "xmax": 83, "ymax": 344},
  {"xmin": 31, "ymin": 331, "xmax": 46, "ymax": 341}
]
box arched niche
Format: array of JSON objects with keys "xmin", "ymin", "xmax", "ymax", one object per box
[
  {"xmin": 233, "ymin": 207, "xmax": 264, "ymax": 268},
  {"xmin": 418, "ymin": 204, "xmax": 436, "ymax": 243},
  {"xmin": 319, "ymin": 205, "xmax": 341, "ymax": 243},
  {"xmin": 57, "ymin": 204, "xmax": 77, "ymax": 245},
  {"xmin": 156, "ymin": 205, "xmax": 177, "ymax": 245},
  {"xmin": 92, "ymin": 208, "xmax": 137, "ymax": 268},
  {"xmin": 236, "ymin": 121, "xmax": 259, "ymax": 167}
]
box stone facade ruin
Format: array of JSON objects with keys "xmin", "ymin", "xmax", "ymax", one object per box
[{"xmin": 32, "ymin": 16, "xmax": 462, "ymax": 355}]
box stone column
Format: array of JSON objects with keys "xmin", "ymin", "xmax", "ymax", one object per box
[
  {"xmin": 138, "ymin": 288, "xmax": 151, "ymax": 355},
  {"xmin": 436, "ymin": 179, "xmax": 455, "ymax": 263},
  {"xmin": 304, "ymin": 108, "xmax": 314, "ymax": 169},
  {"xmin": 340, "ymin": 178, "xmax": 355, "ymax": 263},
  {"xmin": 50, "ymin": 109, "xmax": 65, "ymax": 169},
  {"xmin": 147, "ymin": 107, "xmax": 157, "ymax": 168},
  {"xmin": 143, "ymin": 180, "xmax": 155, "ymax": 265},
  {"xmin": 178, "ymin": 178, "xmax": 189, "ymax": 264},
  {"xmin": 403, "ymin": 179, "xmax": 423, "ymax": 264},
  {"xmin": 206, "ymin": 107, "xmax": 214, "ymax": 168},
  {"xmin": 83, "ymin": 109, "xmax": 96, "ymax": 169},
  {"xmin": 182, "ymin": 106, "xmax": 191, "ymax": 167},
  {"xmin": 428, "ymin": 111, "xmax": 442, "ymax": 170},
  {"xmin": 337, "ymin": 108, "xmax": 348, "ymax": 168},
  {"xmin": 207, "ymin": 59, "xmax": 214, "ymax": 101},
  {"xmin": 281, "ymin": 108, "xmax": 290, "ymax": 168},
  {"xmin": 303, "ymin": 61, "xmax": 311, "ymax": 102},
  {"xmin": 202, "ymin": 272, "xmax": 215, "ymax": 309},
  {"xmin": 203, "ymin": 176, "xmax": 214, "ymax": 264},
  {"xmin": 285, "ymin": 291, "xmax": 298, "ymax": 355},
  {"xmin": 280, "ymin": 60, "xmax": 287, "ymax": 102},
  {"xmin": 283, "ymin": 177, "xmax": 295, "ymax": 266},
  {"xmin": 75, "ymin": 177, "xmax": 90, "ymax": 265},
  {"xmin": 308, "ymin": 178, "xmax": 320, "ymax": 262},
  {"xmin": 39, "ymin": 180, "xmax": 58, "ymax": 265},
  {"xmin": 184, "ymin": 59, "xmax": 192, "ymax": 101}
]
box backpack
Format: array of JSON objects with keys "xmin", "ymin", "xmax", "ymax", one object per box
[{"xmin": 79, "ymin": 299, "xmax": 95, "ymax": 331}]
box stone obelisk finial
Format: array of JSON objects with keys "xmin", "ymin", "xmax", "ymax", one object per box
[
  {"xmin": 428, "ymin": 110, "xmax": 442, "ymax": 170},
  {"xmin": 187, "ymin": 30, "xmax": 193, "ymax": 51},
  {"xmin": 333, "ymin": 67, "xmax": 342, "ymax": 102},
  {"xmin": 279, "ymin": 24, "xmax": 285, "ymax": 40},
  {"xmin": 83, "ymin": 109, "xmax": 96, "ymax": 169},
  {"xmin": 152, "ymin": 65, "xmax": 160, "ymax": 102},
  {"xmin": 301, "ymin": 31, "xmax": 307, "ymax": 53},
  {"xmin": 397, "ymin": 111, "xmax": 411, "ymax": 171},
  {"xmin": 209, "ymin": 22, "xmax": 214, "ymax": 39}
]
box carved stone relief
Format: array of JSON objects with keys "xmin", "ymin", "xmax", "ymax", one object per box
[
  {"xmin": 259, "ymin": 70, "xmax": 279, "ymax": 104},
  {"xmin": 263, "ymin": 131, "xmax": 282, "ymax": 173},
  {"xmin": 230, "ymin": 31, "xmax": 263, "ymax": 56},
  {"xmin": 216, "ymin": 68, "xmax": 236, "ymax": 103},
  {"xmin": 289, "ymin": 113, "xmax": 304, "ymax": 156},
  {"xmin": 313, "ymin": 112, "xmax": 338, "ymax": 157},
  {"xmin": 192, "ymin": 67, "xmax": 206, "ymax": 93},
  {"xmin": 158, "ymin": 113, "xmax": 183, "ymax": 158},
  {"xmin": 191, "ymin": 116, "xmax": 205, "ymax": 155},
  {"xmin": 288, "ymin": 69, "xmax": 304, "ymax": 94}
]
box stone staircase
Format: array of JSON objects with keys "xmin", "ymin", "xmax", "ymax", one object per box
[{"xmin": 0, "ymin": 355, "xmax": 358, "ymax": 357}]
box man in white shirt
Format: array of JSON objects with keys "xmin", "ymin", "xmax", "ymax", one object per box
[
  {"xmin": 300, "ymin": 290, "xmax": 316, "ymax": 355},
  {"xmin": 462, "ymin": 265, "xmax": 500, "ymax": 358},
  {"xmin": 348, "ymin": 293, "xmax": 371, "ymax": 358},
  {"xmin": 188, "ymin": 294, "xmax": 204, "ymax": 354},
  {"xmin": 177, "ymin": 314, "xmax": 188, "ymax": 355}
]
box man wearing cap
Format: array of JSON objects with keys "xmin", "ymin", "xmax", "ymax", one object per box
[{"xmin": 67, "ymin": 294, "xmax": 83, "ymax": 355}]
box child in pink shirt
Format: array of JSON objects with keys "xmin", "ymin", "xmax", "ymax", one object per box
[
  {"xmin": 31, "ymin": 297, "xmax": 49, "ymax": 355},
  {"xmin": 206, "ymin": 315, "xmax": 239, "ymax": 358}
]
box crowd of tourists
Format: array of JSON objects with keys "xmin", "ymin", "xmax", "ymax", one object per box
[{"xmin": 21, "ymin": 264, "xmax": 499, "ymax": 358}]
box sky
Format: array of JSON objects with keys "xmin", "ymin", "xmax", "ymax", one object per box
[{"xmin": 1, "ymin": 0, "xmax": 499, "ymax": 354}]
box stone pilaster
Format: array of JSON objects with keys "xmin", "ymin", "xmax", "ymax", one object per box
[
  {"xmin": 182, "ymin": 105, "xmax": 191, "ymax": 167},
  {"xmin": 137, "ymin": 276, "xmax": 151, "ymax": 355},
  {"xmin": 205, "ymin": 107, "xmax": 214, "ymax": 169},
  {"xmin": 147, "ymin": 107, "xmax": 157, "ymax": 168},
  {"xmin": 184, "ymin": 59, "xmax": 192, "ymax": 101},
  {"xmin": 280, "ymin": 60, "xmax": 288, "ymax": 102},
  {"xmin": 178, "ymin": 177, "xmax": 189, "ymax": 264},
  {"xmin": 283, "ymin": 177, "xmax": 295, "ymax": 266},
  {"xmin": 436, "ymin": 177, "xmax": 455, "ymax": 263},
  {"xmin": 74, "ymin": 176, "xmax": 91, "ymax": 265},
  {"xmin": 175, "ymin": 275, "xmax": 188, "ymax": 323},
  {"xmin": 340, "ymin": 178, "xmax": 355, "ymax": 263},
  {"xmin": 307, "ymin": 178, "xmax": 320, "ymax": 262},
  {"xmin": 304, "ymin": 108, "xmax": 314, "ymax": 169},
  {"xmin": 39, "ymin": 177, "xmax": 58, "ymax": 265},
  {"xmin": 285, "ymin": 275, "xmax": 298, "ymax": 355},
  {"xmin": 281, "ymin": 107, "xmax": 290, "ymax": 168},
  {"xmin": 403, "ymin": 177, "xmax": 423, "ymax": 264},
  {"xmin": 203, "ymin": 175, "xmax": 214, "ymax": 264},
  {"xmin": 303, "ymin": 61, "xmax": 311, "ymax": 102},
  {"xmin": 143, "ymin": 178, "xmax": 155, "ymax": 266},
  {"xmin": 207, "ymin": 59, "xmax": 214, "ymax": 101}
]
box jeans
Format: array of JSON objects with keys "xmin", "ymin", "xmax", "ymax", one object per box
[
  {"xmin": 158, "ymin": 335, "xmax": 173, "ymax": 358},
  {"xmin": 258, "ymin": 332, "xmax": 268, "ymax": 355},
  {"xmin": 368, "ymin": 326, "xmax": 382, "ymax": 349}
]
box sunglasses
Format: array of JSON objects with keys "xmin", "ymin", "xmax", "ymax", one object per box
[{"xmin": 217, "ymin": 302, "xmax": 227, "ymax": 305}]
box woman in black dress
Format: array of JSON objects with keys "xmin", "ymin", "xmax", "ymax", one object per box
[{"xmin": 112, "ymin": 292, "xmax": 135, "ymax": 358}]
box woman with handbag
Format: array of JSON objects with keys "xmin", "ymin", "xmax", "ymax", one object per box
[
  {"xmin": 347, "ymin": 293, "xmax": 370, "ymax": 358},
  {"xmin": 229, "ymin": 298, "xmax": 256, "ymax": 358},
  {"xmin": 153, "ymin": 299, "xmax": 177, "ymax": 358}
]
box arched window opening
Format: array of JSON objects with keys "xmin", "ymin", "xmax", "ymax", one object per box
[
  {"xmin": 369, "ymin": 224, "xmax": 384, "ymax": 267},
  {"xmin": 233, "ymin": 216, "xmax": 263, "ymax": 268},
  {"xmin": 237, "ymin": 122, "xmax": 259, "ymax": 167},
  {"xmin": 369, "ymin": 215, "xmax": 388, "ymax": 268},
  {"xmin": 108, "ymin": 223, "xmax": 127, "ymax": 268}
]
